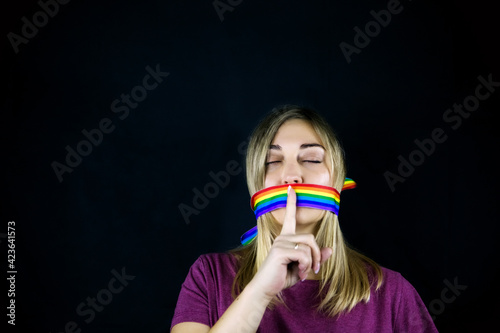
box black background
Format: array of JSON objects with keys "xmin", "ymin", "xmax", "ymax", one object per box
[{"xmin": 2, "ymin": 0, "xmax": 499, "ymax": 332}]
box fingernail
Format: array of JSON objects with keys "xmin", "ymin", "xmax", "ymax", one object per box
[
  {"xmin": 314, "ymin": 262, "xmax": 320, "ymax": 274},
  {"xmin": 288, "ymin": 185, "xmax": 292, "ymax": 194}
]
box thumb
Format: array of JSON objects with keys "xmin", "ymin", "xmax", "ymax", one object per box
[{"xmin": 320, "ymin": 247, "xmax": 333, "ymax": 265}]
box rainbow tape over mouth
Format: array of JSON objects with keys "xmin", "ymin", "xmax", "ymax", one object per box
[
  {"xmin": 251, "ymin": 184, "xmax": 341, "ymax": 219},
  {"xmin": 240, "ymin": 178, "xmax": 356, "ymax": 246}
]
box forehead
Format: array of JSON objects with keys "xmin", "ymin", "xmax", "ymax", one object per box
[{"xmin": 271, "ymin": 119, "xmax": 323, "ymax": 145}]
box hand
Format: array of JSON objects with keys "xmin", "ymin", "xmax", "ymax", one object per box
[{"xmin": 249, "ymin": 186, "xmax": 333, "ymax": 299}]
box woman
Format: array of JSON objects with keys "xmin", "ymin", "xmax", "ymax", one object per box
[{"xmin": 171, "ymin": 105, "xmax": 438, "ymax": 332}]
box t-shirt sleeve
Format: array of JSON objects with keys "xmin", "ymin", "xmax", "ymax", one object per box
[
  {"xmin": 393, "ymin": 275, "xmax": 439, "ymax": 333},
  {"xmin": 170, "ymin": 256, "xmax": 211, "ymax": 330}
]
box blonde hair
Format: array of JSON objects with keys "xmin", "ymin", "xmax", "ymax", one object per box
[{"xmin": 231, "ymin": 105, "xmax": 383, "ymax": 317}]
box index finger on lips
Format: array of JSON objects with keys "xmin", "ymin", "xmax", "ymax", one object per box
[{"xmin": 281, "ymin": 185, "xmax": 297, "ymax": 235}]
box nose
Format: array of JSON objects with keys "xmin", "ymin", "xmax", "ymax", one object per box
[{"xmin": 282, "ymin": 162, "xmax": 303, "ymax": 184}]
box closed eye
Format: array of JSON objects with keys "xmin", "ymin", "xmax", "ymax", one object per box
[{"xmin": 304, "ymin": 160, "xmax": 321, "ymax": 163}]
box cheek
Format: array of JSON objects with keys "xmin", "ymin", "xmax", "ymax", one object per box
[
  {"xmin": 312, "ymin": 168, "xmax": 332, "ymax": 187},
  {"xmin": 270, "ymin": 208, "xmax": 285, "ymax": 224},
  {"xmin": 264, "ymin": 173, "xmax": 280, "ymax": 188}
]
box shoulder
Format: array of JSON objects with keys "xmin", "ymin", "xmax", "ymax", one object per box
[
  {"xmin": 368, "ymin": 265, "xmax": 429, "ymax": 312},
  {"xmin": 189, "ymin": 252, "xmax": 239, "ymax": 279},
  {"xmin": 374, "ymin": 266, "xmax": 438, "ymax": 331},
  {"xmin": 380, "ymin": 266, "xmax": 419, "ymax": 294},
  {"xmin": 364, "ymin": 264, "xmax": 420, "ymax": 301},
  {"xmin": 373, "ymin": 265, "xmax": 414, "ymax": 292},
  {"xmin": 196, "ymin": 252, "xmax": 239, "ymax": 267},
  {"xmin": 380, "ymin": 266, "xmax": 407, "ymax": 286}
]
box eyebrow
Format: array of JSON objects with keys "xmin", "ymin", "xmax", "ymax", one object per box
[{"xmin": 269, "ymin": 143, "xmax": 325, "ymax": 150}]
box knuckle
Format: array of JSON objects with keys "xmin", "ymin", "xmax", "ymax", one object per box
[
  {"xmin": 275, "ymin": 235, "xmax": 288, "ymax": 243},
  {"xmin": 300, "ymin": 253, "xmax": 311, "ymax": 265},
  {"xmin": 306, "ymin": 234, "xmax": 315, "ymax": 242},
  {"xmin": 269, "ymin": 247, "xmax": 284, "ymax": 258},
  {"xmin": 300, "ymin": 243, "xmax": 311, "ymax": 254}
]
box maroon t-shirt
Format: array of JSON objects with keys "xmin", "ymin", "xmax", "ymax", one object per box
[{"xmin": 171, "ymin": 253, "xmax": 438, "ymax": 332}]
